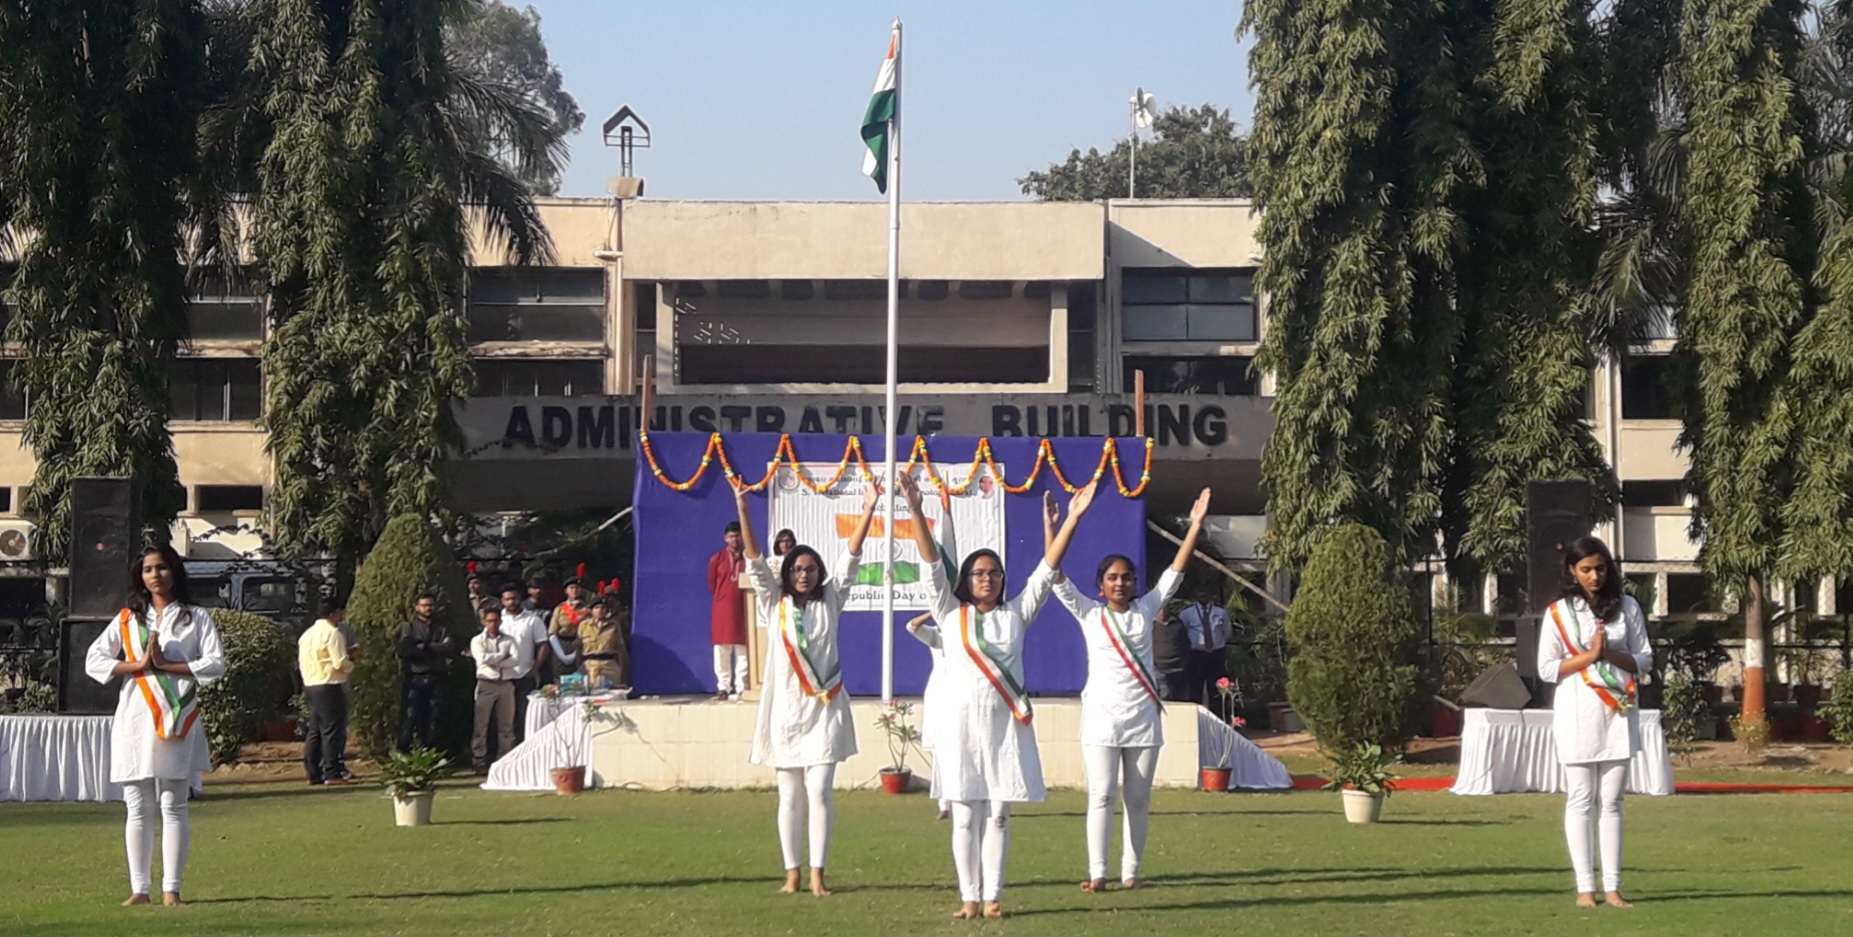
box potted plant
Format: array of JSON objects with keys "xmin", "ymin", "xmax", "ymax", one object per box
[
  {"xmin": 874, "ymin": 701, "xmax": 922, "ymax": 794},
  {"xmin": 546, "ymin": 699, "xmax": 602, "ymax": 795},
  {"xmin": 379, "ymin": 746, "xmax": 450, "ymax": 827},
  {"xmin": 1198, "ymin": 712, "xmax": 1248, "ymax": 791},
  {"xmin": 1321, "ymin": 742, "xmax": 1400, "ymax": 824}
]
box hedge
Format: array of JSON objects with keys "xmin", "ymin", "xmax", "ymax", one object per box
[{"xmin": 198, "ymin": 609, "xmax": 297, "ymax": 764}]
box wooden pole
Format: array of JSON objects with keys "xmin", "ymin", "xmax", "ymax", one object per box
[
  {"xmin": 640, "ymin": 355, "xmax": 656, "ymax": 432},
  {"xmin": 1134, "ymin": 369, "xmax": 1145, "ymax": 437}
]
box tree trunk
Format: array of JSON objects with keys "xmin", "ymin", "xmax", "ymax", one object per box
[{"xmin": 1741, "ymin": 573, "xmax": 1767, "ymax": 726}]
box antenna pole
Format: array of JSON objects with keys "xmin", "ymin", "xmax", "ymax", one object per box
[{"xmin": 1129, "ymin": 87, "xmax": 1140, "ymax": 199}]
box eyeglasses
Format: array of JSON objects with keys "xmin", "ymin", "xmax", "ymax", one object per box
[{"xmin": 969, "ymin": 571, "xmax": 1006, "ymax": 581}]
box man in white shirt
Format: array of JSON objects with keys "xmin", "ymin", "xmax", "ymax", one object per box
[
  {"xmin": 1177, "ymin": 585, "xmax": 1233, "ymax": 708},
  {"xmin": 469, "ymin": 607, "xmax": 519, "ymax": 774},
  {"xmin": 498, "ymin": 585, "xmax": 550, "ymax": 744},
  {"xmin": 298, "ymin": 601, "xmax": 353, "ymax": 786}
]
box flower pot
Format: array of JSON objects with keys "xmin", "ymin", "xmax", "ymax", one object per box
[
  {"xmin": 1429, "ymin": 706, "xmax": 1462, "ymax": 739},
  {"xmin": 1795, "ymin": 684, "xmax": 1824, "ymax": 708},
  {"xmin": 1769, "ymin": 683, "xmax": 1794, "ymax": 703},
  {"xmin": 1699, "ymin": 681, "xmax": 1725, "ymax": 707},
  {"xmin": 1267, "ymin": 702, "xmax": 1305, "ymax": 734},
  {"xmin": 550, "ymin": 766, "xmax": 586, "ymax": 795},
  {"xmin": 1198, "ymin": 767, "xmax": 1232, "ymax": 791},
  {"xmin": 1694, "ymin": 715, "xmax": 1718, "ymax": 741},
  {"xmin": 878, "ymin": 769, "xmax": 911, "ymax": 794},
  {"xmin": 392, "ymin": 791, "xmax": 434, "ymax": 827},
  {"xmin": 1801, "ymin": 715, "xmax": 1831, "ymax": 743},
  {"xmin": 1341, "ymin": 789, "xmax": 1384, "ymax": 824}
]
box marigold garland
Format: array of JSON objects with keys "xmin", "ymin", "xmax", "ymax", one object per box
[{"xmin": 638, "ymin": 431, "xmax": 1153, "ymax": 497}]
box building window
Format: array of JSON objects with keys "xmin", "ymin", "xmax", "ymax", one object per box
[
  {"xmin": 1067, "ymin": 283, "xmax": 1097, "ymax": 392},
  {"xmin": 632, "ymin": 282, "xmax": 657, "ymax": 391},
  {"xmin": 474, "ymin": 359, "xmax": 603, "ymax": 397},
  {"xmin": 1620, "ymin": 354, "xmax": 1675, "ymax": 419},
  {"xmin": 1122, "ymin": 269, "xmax": 1256, "ymax": 342},
  {"xmin": 1123, "ymin": 356, "xmax": 1257, "ymax": 395},
  {"xmin": 187, "ymin": 270, "xmax": 265, "ymax": 340},
  {"xmin": 0, "ymin": 487, "xmax": 12, "ymax": 514},
  {"xmin": 1625, "ymin": 573, "xmax": 1659, "ymax": 614},
  {"xmin": 196, "ymin": 485, "xmax": 264, "ymax": 512},
  {"xmin": 0, "ymin": 263, "xmax": 14, "ymax": 333},
  {"xmin": 1620, "ymin": 481, "xmax": 1685, "ymax": 507},
  {"xmin": 170, "ymin": 359, "xmax": 262, "ymax": 421},
  {"xmin": 679, "ymin": 346, "xmax": 1047, "ymax": 385},
  {"xmin": 0, "ymin": 360, "xmax": 27, "ymax": 420},
  {"xmin": 468, "ymin": 268, "xmax": 606, "ymax": 342},
  {"xmin": 1664, "ymin": 572, "xmax": 1713, "ymax": 615}
]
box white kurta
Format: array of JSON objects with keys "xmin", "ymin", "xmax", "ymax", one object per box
[
  {"xmin": 1052, "ymin": 567, "xmax": 1183, "ymax": 749},
  {"xmin": 1536, "ymin": 595, "xmax": 1652, "ymax": 765},
  {"xmin": 746, "ymin": 551, "xmax": 861, "ymax": 768},
  {"xmin": 83, "ymin": 605, "xmax": 227, "ymax": 783},
  {"xmin": 911, "ymin": 558, "xmax": 1057, "ymax": 804}
]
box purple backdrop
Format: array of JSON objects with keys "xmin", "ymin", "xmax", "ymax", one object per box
[{"xmin": 630, "ymin": 433, "xmax": 1149, "ymax": 696}]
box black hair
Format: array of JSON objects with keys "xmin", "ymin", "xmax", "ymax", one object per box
[
  {"xmin": 480, "ymin": 605, "xmax": 501, "ymax": 621},
  {"xmin": 773, "ymin": 528, "xmax": 797, "ymax": 553},
  {"xmin": 127, "ymin": 545, "xmax": 194, "ymax": 616},
  {"xmin": 1095, "ymin": 554, "xmax": 1138, "ymax": 590},
  {"xmin": 1560, "ymin": 535, "xmax": 1624, "ymax": 623},
  {"xmin": 953, "ymin": 549, "xmax": 1005, "ymax": 605},
  {"xmin": 318, "ymin": 598, "xmax": 346, "ymax": 618},
  {"xmin": 724, "ymin": 521, "xmax": 742, "ymax": 534},
  {"xmin": 416, "ymin": 592, "xmax": 438, "ymax": 603},
  {"xmin": 500, "ymin": 583, "xmax": 522, "ymax": 598},
  {"xmin": 779, "ymin": 545, "xmax": 828, "ymax": 604}
]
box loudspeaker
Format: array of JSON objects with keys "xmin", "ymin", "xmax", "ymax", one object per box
[
  {"xmin": 57, "ymin": 617, "xmax": 115, "ymax": 714},
  {"xmin": 1519, "ymin": 480, "xmax": 1592, "ymax": 682},
  {"xmin": 68, "ymin": 477, "xmax": 139, "ymax": 619},
  {"xmin": 1459, "ymin": 662, "xmax": 1535, "ymax": 710}
]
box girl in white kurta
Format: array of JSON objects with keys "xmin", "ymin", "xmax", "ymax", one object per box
[
  {"xmin": 84, "ymin": 545, "xmax": 226, "ymax": 907},
  {"xmin": 899, "ymin": 474, "xmax": 1093, "ymax": 920},
  {"xmin": 1051, "ymin": 486, "xmax": 1210, "ymax": 893},
  {"xmin": 1535, "ymin": 535, "xmax": 1652, "ymax": 908},
  {"xmin": 731, "ymin": 480, "xmax": 880, "ymax": 897},
  {"xmin": 915, "ymin": 485, "xmax": 961, "ymax": 819}
]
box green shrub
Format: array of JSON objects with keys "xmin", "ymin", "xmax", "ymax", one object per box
[
  {"xmin": 347, "ymin": 515, "xmax": 475, "ymax": 760},
  {"xmin": 0, "ymin": 680, "xmax": 57, "ymax": 714},
  {"xmin": 1661, "ymin": 674, "xmax": 1709, "ymax": 761},
  {"xmin": 1284, "ymin": 525, "xmax": 1424, "ymax": 753},
  {"xmin": 1822, "ymin": 678, "xmax": 1853, "ymax": 747},
  {"xmin": 198, "ymin": 609, "xmax": 297, "ymax": 764}
]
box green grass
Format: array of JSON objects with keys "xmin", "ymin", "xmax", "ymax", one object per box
[{"xmin": 4, "ymin": 777, "xmax": 1852, "ymax": 937}]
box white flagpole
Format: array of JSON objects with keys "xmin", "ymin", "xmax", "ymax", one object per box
[{"xmin": 881, "ymin": 19, "xmax": 903, "ymax": 705}]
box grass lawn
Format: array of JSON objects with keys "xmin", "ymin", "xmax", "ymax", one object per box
[{"xmin": 4, "ymin": 776, "xmax": 1851, "ymax": 937}]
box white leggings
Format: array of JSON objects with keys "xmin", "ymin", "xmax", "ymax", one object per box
[
  {"xmin": 1083, "ymin": 744, "xmax": 1160, "ymax": 881},
  {"xmin": 949, "ymin": 800, "xmax": 1012, "ymax": 902},
  {"xmin": 123, "ymin": 778, "xmax": 190, "ymax": 895},
  {"xmin": 775, "ymin": 764, "xmax": 837, "ymax": 870},
  {"xmin": 1563, "ymin": 760, "xmax": 1627, "ymax": 893}
]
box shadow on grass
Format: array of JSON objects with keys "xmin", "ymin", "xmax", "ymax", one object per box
[
  {"xmin": 434, "ymin": 817, "xmax": 572, "ymax": 826},
  {"xmin": 1007, "ymin": 884, "xmax": 1569, "ymax": 916},
  {"xmin": 1131, "ymin": 865, "xmax": 1560, "ymax": 890}
]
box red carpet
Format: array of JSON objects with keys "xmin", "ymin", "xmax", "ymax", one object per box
[{"xmin": 1288, "ymin": 775, "xmax": 1853, "ymax": 794}]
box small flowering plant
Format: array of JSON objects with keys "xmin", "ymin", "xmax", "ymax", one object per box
[
  {"xmin": 875, "ymin": 701, "xmax": 922, "ymax": 775},
  {"xmin": 1216, "ymin": 676, "xmax": 1245, "ymax": 722}
]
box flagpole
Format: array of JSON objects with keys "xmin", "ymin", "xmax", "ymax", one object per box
[{"xmin": 881, "ymin": 18, "xmax": 902, "ymax": 706}]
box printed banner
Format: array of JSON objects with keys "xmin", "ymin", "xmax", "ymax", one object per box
[{"xmin": 767, "ymin": 462, "xmax": 1007, "ymax": 611}]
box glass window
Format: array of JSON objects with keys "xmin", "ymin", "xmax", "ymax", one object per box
[
  {"xmin": 468, "ymin": 268, "xmax": 606, "ymax": 342},
  {"xmin": 240, "ymin": 578, "xmax": 297, "ymax": 613},
  {"xmin": 1067, "ymin": 283, "xmax": 1097, "ymax": 393},
  {"xmin": 0, "ymin": 360, "xmax": 27, "ymax": 420},
  {"xmin": 197, "ymin": 485, "xmax": 264, "ymax": 512},
  {"xmin": 1621, "ymin": 354, "xmax": 1675, "ymax": 419},
  {"xmin": 1122, "ymin": 268, "xmax": 1257, "ymax": 342},
  {"xmin": 187, "ymin": 270, "xmax": 265, "ymax": 340},
  {"xmin": 472, "ymin": 360, "xmax": 603, "ymax": 397},
  {"xmin": 170, "ymin": 359, "xmax": 262, "ymax": 421},
  {"xmin": 1620, "ymin": 481, "xmax": 1685, "ymax": 507},
  {"xmin": 1123, "ymin": 356, "xmax": 1257, "ymax": 395},
  {"xmin": 1665, "ymin": 573, "xmax": 1712, "ymax": 614}
]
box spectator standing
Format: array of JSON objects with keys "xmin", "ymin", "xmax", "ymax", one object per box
[
  {"xmin": 545, "ymin": 618, "xmax": 582, "ymax": 684},
  {"xmin": 499, "ymin": 586, "xmax": 550, "ymax": 743},
  {"xmin": 523, "ymin": 579, "xmax": 547, "ymax": 613},
  {"xmin": 298, "ymin": 601, "xmax": 353, "ymax": 785},
  {"xmin": 1151, "ymin": 605, "xmax": 1192, "ymax": 703},
  {"xmin": 549, "ymin": 578, "xmax": 591, "ymax": 636},
  {"xmin": 469, "ymin": 607, "xmax": 519, "ymax": 773},
  {"xmin": 1177, "ymin": 586, "xmax": 1232, "ymax": 707},
  {"xmin": 579, "ymin": 596, "xmax": 628, "ymax": 687},
  {"xmin": 397, "ymin": 594, "xmax": 455, "ymax": 752},
  {"xmin": 707, "ymin": 521, "xmax": 749, "ymax": 700}
]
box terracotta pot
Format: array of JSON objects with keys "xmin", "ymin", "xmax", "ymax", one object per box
[
  {"xmin": 1801, "ymin": 715, "xmax": 1831, "ymax": 743},
  {"xmin": 1199, "ymin": 767, "xmax": 1232, "ymax": 792},
  {"xmin": 550, "ymin": 766, "xmax": 586, "ymax": 795},
  {"xmin": 1795, "ymin": 684, "xmax": 1824, "ymax": 708},
  {"xmin": 879, "ymin": 770, "xmax": 911, "ymax": 794},
  {"xmin": 1430, "ymin": 707, "xmax": 1462, "ymax": 739},
  {"xmin": 1769, "ymin": 684, "xmax": 1794, "ymax": 703},
  {"xmin": 1699, "ymin": 682, "xmax": 1725, "ymax": 707}
]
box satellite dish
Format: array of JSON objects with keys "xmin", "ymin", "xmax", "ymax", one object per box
[{"xmin": 1131, "ymin": 88, "xmax": 1158, "ymax": 130}]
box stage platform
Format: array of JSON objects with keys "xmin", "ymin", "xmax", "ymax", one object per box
[{"xmin": 485, "ymin": 696, "xmax": 1291, "ymax": 793}]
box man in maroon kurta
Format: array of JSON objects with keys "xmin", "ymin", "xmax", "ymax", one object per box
[{"xmin": 707, "ymin": 521, "xmax": 749, "ymax": 700}]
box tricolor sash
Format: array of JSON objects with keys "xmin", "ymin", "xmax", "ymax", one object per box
[
  {"xmin": 118, "ymin": 609, "xmax": 201, "ymax": 740},
  {"xmin": 961, "ymin": 606, "xmax": 1033, "ymax": 725},
  {"xmin": 779, "ymin": 602, "xmax": 842, "ymax": 702},
  {"xmin": 1099, "ymin": 608, "xmax": 1163, "ymax": 710},
  {"xmin": 1548, "ymin": 603, "xmax": 1636, "ymax": 713}
]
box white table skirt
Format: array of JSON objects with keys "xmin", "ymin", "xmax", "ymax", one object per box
[
  {"xmin": 486, "ymin": 701, "xmax": 597, "ymax": 792},
  {"xmin": 0, "ymin": 714, "xmax": 122, "ymax": 803},
  {"xmin": 1450, "ymin": 708, "xmax": 1674, "ymax": 796},
  {"xmin": 1196, "ymin": 707, "xmax": 1293, "ymax": 790}
]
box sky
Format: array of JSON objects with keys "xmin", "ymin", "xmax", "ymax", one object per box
[{"xmin": 528, "ymin": 0, "xmax": 1256, "ymax": 202}]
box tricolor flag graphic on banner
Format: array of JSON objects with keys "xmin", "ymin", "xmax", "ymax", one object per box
[{"xmin": 860, "ymin": 26, "xmax": 899, "ymax": 193}]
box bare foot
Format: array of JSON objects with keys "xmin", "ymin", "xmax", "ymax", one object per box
[
  {"xmin": 162, "ymin": 892, "xmax": 183, "ymax": 907},
  {"xmin": 952, "ymin": 902, "xmax": 980, "ymax": 920},
  {"xmin": 1604, "ymin": 891, "xmax": 1634, "ymax": 908},
  {"xmin": 779, "ymin": 870, "xmax": 801, "ymax": 894},
  {"xmin": 1122, "ymin": 877, "xmax": 1142, "ymax": 890},
  {"xmin": 1575, "ymin": 892, "xmax": 1598, "ymax": 908},
  {"xmin": 121, "ymin": 894, "xmax": 150, "ymax": 907},
  {"xmin": 809, "ymin": 869, "xmax": 831, "ymax": 896},
  {"xmin": 1079, "ymin": 878, "xmax": 1106, "ymax": 893},
  {"xmin": 937, "ymin": 809, "xmax": 950, "ymax": 820},
  {"xmin": 982, "ymin": 901, "xmax": 1004, "ymax": 919}
]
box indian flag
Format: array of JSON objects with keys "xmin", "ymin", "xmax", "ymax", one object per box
[{"xmin": 860, "ymin": 25, "xmax": 900, "ymax": 193}]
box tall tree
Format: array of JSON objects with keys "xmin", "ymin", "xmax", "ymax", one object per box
[
  {"xmin": 248, "ymin": 0, "xmax": 558, "ymax": 579},
  {"xmin": 1018, "ymin": 104, "xmax": 1253, "ymax": 201},
  {"xmin": 448, "ymin": 0, "xmax": 584, "ymax": 195},
  {"xmin": 0, "ymin": 0, "xmax": 207, "ymax": 558}
]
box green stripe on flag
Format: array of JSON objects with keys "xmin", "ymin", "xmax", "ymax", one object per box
[{"xmin": 861, "ymin": 89, "xmax": 895, "ymax": 193}]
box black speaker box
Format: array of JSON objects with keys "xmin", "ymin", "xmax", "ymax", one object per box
[
  {"xmin": 68, "ymin": 477, "xmax": 139, "ymax": 618},
  {"xmin": 1459, "ymin": 662, "xmax": 1535, "ymax": 710},
  {"xmin": 1519, "ymin": 480, "xmax": 1592, "ymax": 681},
  {"xmin": 57, "ymin": 617, "xmax": 116, "ymax": 714}
]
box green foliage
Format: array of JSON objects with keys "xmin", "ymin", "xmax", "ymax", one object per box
[
  {"xmin": 1320, "ymin": 742, "xmax": 1402, "ymax": 797},
  {"xmin": 1017, "ymin": 104, "xmax": 1252, "ymax": 200},
  {"xmin": 447, "ymin": 0, "xmax": 584, "ymax": 195},
  {"xmin": 1652, "ymin": 619, "xmax": 1731, "ymax": 683},
  {"xmin": 874, "ymin": 701, "xmax": 921, "ymax": 774},
  {"xmin": 1730, "ymin": 714, "xmax": 1772, "ymax": 757},
  {"xmin": 197, "ymin": 609, "xmax": 298, "ymax": 764},
  {"xmin": 1820, "ymin": 677, "xmax": 1853, "ymax": 746},
  {"xmin": 1285, "ymin": 525, "xmax": 1425, "ymax": 752},
  {"xmin": 377, "ymin": 746, "xmax": 452, "ymax": 796},
  {"xmin": 346, "ymin": 515, "xmax": 476, "ymax": 759},
  {"xmin": 1661, "ymin": 674, "xmax": 1711, "ymax": 761},
  {"xmin": 1430, "ymin": 612, "xmax": 1503, "ymax": 700},
  {"xmin": 0, "ymin": 681, "xmax": 58, "ymax": 714}
]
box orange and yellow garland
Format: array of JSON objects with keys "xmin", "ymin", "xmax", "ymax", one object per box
[{"xmin": 638, "ymin": 431, "xmax": 1153, "ymax": 497}]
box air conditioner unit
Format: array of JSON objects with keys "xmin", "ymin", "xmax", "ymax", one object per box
[{"xmin": 0, "ymin": 519, "xmax": 35, "ymax": 562}]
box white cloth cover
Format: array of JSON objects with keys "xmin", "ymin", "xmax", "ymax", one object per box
[
  {"xmin": 1193, "ymin": 707, "xmax": 1293, "ymax": 790},
  {"xmin": 1051, "ymin": 568, "xmax": 1183, "ymax": 749},
  {"xmin": 1451, "ymin": 708, "xmax": 1673, "ymax": 796},
  {"xmin": 483, "ymin": 702, "xmax": 595, "ymax": 792},
  {"xmin": 1536, "ymin": 596, "xmax": 1654, "ymax": 764},
  {"xmin": 0, "ymin": 714, "xmax": 121, "ymax": 802},
  {"xmin": 743, "ymin": 551, "xmax": 860, "ymax": 768}
]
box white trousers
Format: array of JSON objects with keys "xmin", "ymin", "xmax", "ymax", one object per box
[
  {"xmin": 949, "ymin": 800, "xmax": 1012, "ymax": 902},
  {"xmin": 713, "ymin": 644, "xmax": 748, "ymax": 694},
  {"xmin": 775, "ymin": 764, "xmax": 837, "ymax": 870},
  {"xmin": 1083, "ymin": 744, "xmax": 1160, "ymax": 881},
  {"xmin": 123, "ymin": 778, "xmax": 190, "ymax": 895},
  {"xmin": 1563, "ymin": 760, "xmax": 1627, "ymax": 893}
]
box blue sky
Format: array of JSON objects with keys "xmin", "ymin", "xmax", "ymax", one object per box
[{"xmin": 528, "ymin": 0, "xmax": 1254, "ymax": 201}]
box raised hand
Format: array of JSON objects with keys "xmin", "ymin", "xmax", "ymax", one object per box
[
  {"xmin": 863, "ymin": 478, "xmax": 883, "ymax": 513},
  {"xmin": 1189, "ymin": 488, "xmax": 1212, "ymax": 525},
  {"xmin": 1042, "ymin": 491, "xmax": 1060, "ymax": 530},
  {"xmin": 1068, "ymin": 479, "xmax": 1100, "ymax": 517},
  {"xmin": 897, "ymin": 473, "xmax": 925, "ymax": 511}
]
